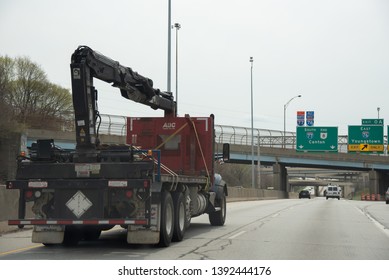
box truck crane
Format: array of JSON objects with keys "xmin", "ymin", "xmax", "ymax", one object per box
[{"xmin": 6, "ymin": 46, "xmax": 227, "ymax": 247}]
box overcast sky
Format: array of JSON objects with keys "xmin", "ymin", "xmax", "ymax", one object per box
[{"xmin": 1, "ymin": 0, "xmax": 388, "ymax": 134}]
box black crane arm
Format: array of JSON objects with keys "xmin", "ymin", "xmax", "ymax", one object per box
[{"xmin": 70, "ymin": 46, "xmax": 176, "ymax": 152}]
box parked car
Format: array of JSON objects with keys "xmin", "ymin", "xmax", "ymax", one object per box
[
  {"xmin": 299, "ymin": 190, "xmax": 311, "ymax": 199},
  {"xmin": 385, "ymin": 187, "xmax": 389, "ymax": 204}
]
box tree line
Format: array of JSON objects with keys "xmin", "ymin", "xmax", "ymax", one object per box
[{"xmin": 0, "ymin": 55, "xmax": 73, "ymax": 136}]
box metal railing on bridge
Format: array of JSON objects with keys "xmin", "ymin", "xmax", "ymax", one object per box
[
  {"xmin": 95, "ymin": 114, "xmax": 352, "ymax": 152},
  {"xmin": 215, "ymin": 124, "xmax": 349, "ymax": 152},
  {"xmin": 98, "ymin": 114, "xmax": 127, "ymax": 136}
]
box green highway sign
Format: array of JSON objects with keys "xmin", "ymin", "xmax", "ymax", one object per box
[
  {"xmin": 348, "ymin": 125, "xmax": 384, "ymax": 153},
  {"xmin": 361, "ymin": 119, "xmax": 384, "ymax": 125},
  {"xmin": 296, "ymin": 126, "xmax": 338, "ymax": 152}
]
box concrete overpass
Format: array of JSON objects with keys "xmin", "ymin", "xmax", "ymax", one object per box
[{"xmin": 219, "ymin": 144, "xmax": 389, "ymax": 196}]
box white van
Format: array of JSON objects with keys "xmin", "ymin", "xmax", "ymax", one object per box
[{"xmin": 326, "ymin": 185, "xmax": 341, "ymax": 200}]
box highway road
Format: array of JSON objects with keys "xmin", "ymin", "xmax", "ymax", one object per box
[{"xmin": 1, "ymin": 198, "xmax": 388, "ymax": 260}]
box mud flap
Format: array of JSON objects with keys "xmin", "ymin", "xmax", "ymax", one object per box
[
  {"xmin": 126, "ymin": 202, "xmax": 160, "ymax": 245},
  {"xmin": 32, "ymin": 226, "xmax": 65, "ymax": 244},
  {"xmin": 127, "ymin": 227, "xmax": 160, "ymax": 244}
]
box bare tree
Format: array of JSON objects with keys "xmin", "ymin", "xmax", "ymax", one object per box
[
  {"xmin": 0, "ymin": 56, "xmax": 73, "ymax": 130},
  {"xmin": 0, "ymin": 56, "xmax": 17, "ymax": 134},
  {"xmin": 215, "ymin": 163, "xmax": 251, "ymax": 187}
]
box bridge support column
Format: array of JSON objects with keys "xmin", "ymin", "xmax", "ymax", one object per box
[
  {"xmin": 273, "ymin": 163, "xmax": 287, "ymax": 191},
  {"xmin": 369, "ymin": 170, "xmax": 385, "ymax": 195}
]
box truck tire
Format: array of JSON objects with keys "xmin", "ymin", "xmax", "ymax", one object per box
[
  {"xmin": 172, "ymin": 192, "xmax": 187, "ymax": 242},
  {"xmin": 63, "ymin": 227, "xmax": 82, "ymax": 246},
  {"xmin": 83, "ymin": 228, "xmax": 102, "ymax": 241},
  {"xmin": 158, "ymin": 191, "xmax": 174, "ymax": 247},
  {"xmin": 209, "ymin": 192, "xmax": 226, "ymax": 226}
]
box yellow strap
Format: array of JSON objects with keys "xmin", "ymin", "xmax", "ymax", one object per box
[
  {"xmin": 154, "ymin": 122, "xmax": 188, "ymax": 150},
  {"xmin": 190, "ymin": 119, "xmax": 210, "ymax": 190}
]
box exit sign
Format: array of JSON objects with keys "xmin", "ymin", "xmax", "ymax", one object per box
[
  {"xmin": 361, "ymin": 119, "xmax": 384, "ymax": 125},
  {"xmin": 348, "ymin": 125, "xmax": 384, "ymax": 153}
]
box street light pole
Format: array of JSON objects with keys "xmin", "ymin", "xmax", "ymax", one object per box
[
  {"xmin": 174, "ymin": 23, "xmax": 181, "ymax": 116},
  {"xmin": 283, "ymin": 94, "xmax": 302, "ymax": 148},
  {"xmin": 167, "ymin": 0, "xmax": 172, "ymax": 93},
  {"xmin": 250, "ymin": 57, "xmax": 254, "ymax": 188}
]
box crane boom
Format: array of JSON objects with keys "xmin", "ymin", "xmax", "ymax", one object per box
[{"xmin": 70, "ymin": 46, "xmax": 176, "ymax": 152}]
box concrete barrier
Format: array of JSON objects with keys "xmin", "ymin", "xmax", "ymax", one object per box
[{"xmin": 226, "ymin": 187, "xmax": 289, "ymax": 202}]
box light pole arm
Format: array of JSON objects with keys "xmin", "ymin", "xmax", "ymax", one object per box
[{"xmin": 283, "ymin": 94, "xmax": 301, "ymax": 148}]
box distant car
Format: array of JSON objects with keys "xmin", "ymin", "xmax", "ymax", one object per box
[
  {"xmin": 385, "ymin": 187, "xmax": 389, "ymax": 204},
  {"xmin": 299, "ymin": 190, "xmax": 311, "ymax": 199},
  {"xmin": 326, "ymin": 185, "xmax": 341, "ymax": 200}
]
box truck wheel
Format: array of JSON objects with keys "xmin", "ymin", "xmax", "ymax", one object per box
[
  {"xmin": 83, "ymin": 228, "xmax": 102, "ymax": 241},
  {"xmin": 172, "ymin": 192, "xmax": 186, "ymax": 242},
  {"xmin": 158, "ymin": 191, "xmax": 174, "ymax": 247},
  {"xmin": 63, "ymin": 227, "xmax": 81, "ymax": 246},
  {"xmin": 209, "ymin": 192, "xmax": 226, "ymax": 226}
]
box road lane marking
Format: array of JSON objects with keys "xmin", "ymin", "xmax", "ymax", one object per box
[
  {"xmin": 0, "ymin": 244, "xmax": 43, "ymax": 257},
  {"xmin": 228, "ymin": 231, "xmax": 246, "ymax": 240},
  {"xmin": 356, "ymin": 207, "xmax": 389, "ymax": 239}
]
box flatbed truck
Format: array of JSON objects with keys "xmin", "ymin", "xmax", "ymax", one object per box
[{"xmin": 6, "ymin": 46, "xmax": 227, "ymax": 247}]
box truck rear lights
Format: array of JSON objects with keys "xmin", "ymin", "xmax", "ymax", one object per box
[
  {"xmin": 108, "ymin": 180, "xmax": 128, "ymax": 187},
  {"xmin": 28, "ymin": 181, "xmax": 48, "ymax": 188},
  {"xmin": 34, "ymin": 191, "xmax": 42, "ymax": 198},
  {"xmin": 125, "ymin": 190, "xmax": 133, "ymax": 198},
  {"xmin": 25, "ymin": 191, "xmax": 33, "ymax": 199},
  {"xmin": 24, "ymin": 190, "xmax": 41, "ymax": 201}
]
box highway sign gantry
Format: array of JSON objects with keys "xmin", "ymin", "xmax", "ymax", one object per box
[{"xmin": 296, "ymin": 126, "xmax": 338, "ymax": 152}]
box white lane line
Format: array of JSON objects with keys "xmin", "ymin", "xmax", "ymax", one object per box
[
  {"xmin": 228, "ymin": 231, "xmax": 246, "ymax": 240},
  {"xmin": 356, "ymin": 207, "xmax": 389, "ymax": 239}
]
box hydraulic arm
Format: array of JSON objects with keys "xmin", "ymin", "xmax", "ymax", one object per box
[{"xmin": 70, "ymin": 46, "xmax": 176, "ymax": 152}]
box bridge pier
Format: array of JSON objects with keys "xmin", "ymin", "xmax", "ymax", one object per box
[
  {"xmin": 369, "ymin": 170, "xmax": 388, "ymax": 195},
  {"xmin": 369, "ymin": 170, "xmax": 380, "ymax": 195},
  {"xmin": 273, "ymin": 163, "xmax": 287, "ymax": 192}
]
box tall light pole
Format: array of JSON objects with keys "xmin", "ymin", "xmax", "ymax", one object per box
[
  {"xmin": 377, "ymin": 107, "xmax": 380, "ymax": 119},
  {"xmin": 250, "ymin": 57, "xmax": 254, "ymax": 188},
  {"xmin": 174, "ymin": 23, "xmax": 181, "ymax": 116},
  {"xmin": 167, "ymin": 0, "xmax": 172, "ymax": 93},
  {"xmin": 283, "ymin": 94, "xmax": 302, "ymax": 148}
]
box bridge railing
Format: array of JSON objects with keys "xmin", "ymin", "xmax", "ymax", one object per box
[
  {"xmin": 214, "ymin": 124, "xmax": 351, "ymax": 152},
  {"xmin": 95, "ymin": 115, "xmax": 375, "ymax": 154},
  {"xmin": 98, "ymin": 114, "xmax": 127, "ymax": 136}
]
